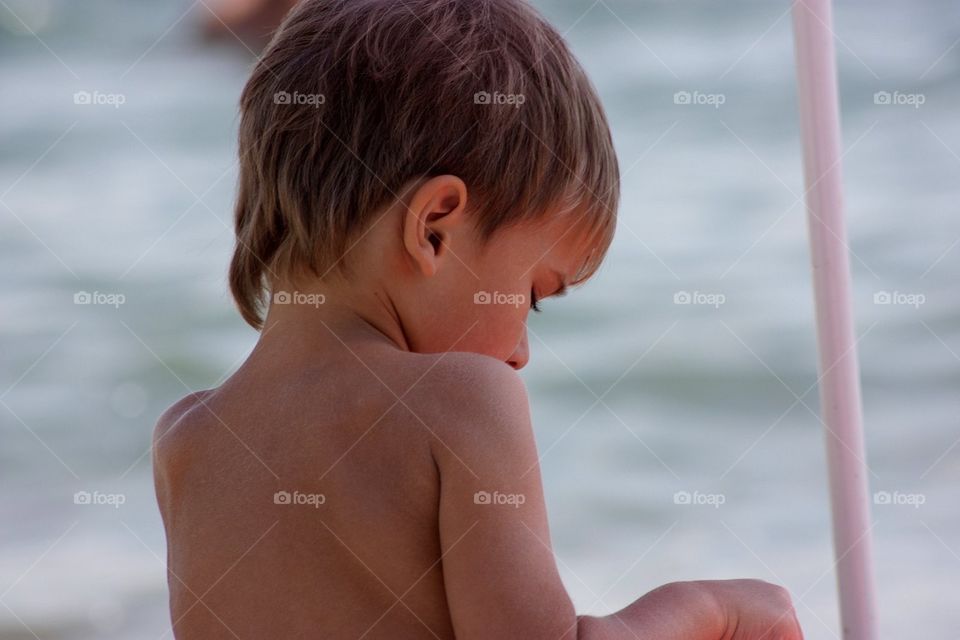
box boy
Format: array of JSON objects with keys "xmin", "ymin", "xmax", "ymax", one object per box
[{"xmin": 153, "ymin": 0, "xmax": 804, "ymax": 637}]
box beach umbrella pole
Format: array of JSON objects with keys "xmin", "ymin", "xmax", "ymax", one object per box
[{"xmin": 791, "ymin": 1, "xmax": 878, "ymax": 638}]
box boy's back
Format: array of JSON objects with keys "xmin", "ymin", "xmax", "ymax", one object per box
[{"xmin": 155, "ymin": 327, "xmax": 499, "ymax": 638}]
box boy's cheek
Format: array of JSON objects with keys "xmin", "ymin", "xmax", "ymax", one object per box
[
  {"xmin": 473, "ymin": 306, "xmax": 528, "ymax": 361},
  {"xmin": 421, "ymin": 306, "xmax": 518, "ymax": 362},
  {"xmin": 404, "ymin": 288, "xmax": 526, "ymax": 361}
]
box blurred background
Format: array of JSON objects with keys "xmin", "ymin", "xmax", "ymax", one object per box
[{"xmin": 1, "ymin": 0, "xmax": 958, "ymax": 638}]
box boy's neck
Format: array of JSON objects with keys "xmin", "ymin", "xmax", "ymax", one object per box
[{"xmin": 259, "ymin": 277, "xmax": 412, "ymax": 356}]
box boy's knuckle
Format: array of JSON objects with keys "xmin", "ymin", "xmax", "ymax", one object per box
[
  {"xmin": 757, "ymin": 580, "xmax": 791, "ymax": 601},
  {"xmin": 776, "ymin": 586, "xmax": 795, "ymax": 605}
]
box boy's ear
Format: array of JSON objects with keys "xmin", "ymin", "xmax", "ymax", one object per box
[{"xmin": 401, "ymin": 175, "xmax": 468, "ymax": 277}]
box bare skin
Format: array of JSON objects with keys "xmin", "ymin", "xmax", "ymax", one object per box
[{"xmin": 153, "ymin": 176, "xmax": 804, "ymax": 639}]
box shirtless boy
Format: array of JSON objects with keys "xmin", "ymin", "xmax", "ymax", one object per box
[{"xmin": 153, "ymin": 0, "xmax": 804, "ymax": 637}]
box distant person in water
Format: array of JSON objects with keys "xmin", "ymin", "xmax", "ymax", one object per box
[
  {"xmin": 200, "ymin": 0, "xmax": 298, "ymax": 49},
  {"xmin": 155, "ymin": 0, "xmax": 806, "ymax": 637}
]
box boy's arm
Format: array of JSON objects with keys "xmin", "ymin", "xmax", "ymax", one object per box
[{"xmin": 427, "ymin": 356, "xmax": 726, "ymax": 640}]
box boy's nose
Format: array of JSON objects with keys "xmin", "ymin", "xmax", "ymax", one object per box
[{"xmin": 506, "ymin": 332, "xmax": 529, "ymax": 370}]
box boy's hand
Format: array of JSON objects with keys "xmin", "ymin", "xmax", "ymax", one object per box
[{"xmin": 698, "ymin": 579, "xmax": 804, "ymax": 640}]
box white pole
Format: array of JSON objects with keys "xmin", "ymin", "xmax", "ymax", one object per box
[{"xmin": 791, "ymin": 1, "xmax": 878, "ymax": 638}]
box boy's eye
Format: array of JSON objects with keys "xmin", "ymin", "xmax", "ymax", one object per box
[{"xmin": 530, "ymin": 290, "xmax": 542, "ymax": 313}]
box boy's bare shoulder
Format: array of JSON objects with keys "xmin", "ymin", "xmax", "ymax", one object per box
[
  {"xmin": 152, "ymin": 389, "xmax": 214, "ymax": 443},
  {"xmin": 151, "ymin": 390, "xmax": 222, "ymax": 478},
  {"xmin": 405, "ymin": 350, "xmax": 528, "ymax": 411},
  {"xmin": 399, "ymin": 350, "xmax": 535, "ymax": 457}
]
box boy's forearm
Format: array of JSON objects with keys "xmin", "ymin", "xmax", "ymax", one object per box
[{"xmin": 575, "ymin": 581, "xmax": 726, "ymax": 640}]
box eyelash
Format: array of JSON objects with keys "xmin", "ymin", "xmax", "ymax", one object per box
[{"xmin": 530, "ymin": 290, "xmax": 542, "ymax": 313}]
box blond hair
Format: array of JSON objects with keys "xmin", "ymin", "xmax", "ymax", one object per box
[{"xmin": 230, "ymin": 0, "xmax": 620, "ymax": 329}]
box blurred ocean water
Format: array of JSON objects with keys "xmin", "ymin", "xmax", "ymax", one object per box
[{"xmin": 1, "ymin": 0, "xmax": 958, "ymax": 638}]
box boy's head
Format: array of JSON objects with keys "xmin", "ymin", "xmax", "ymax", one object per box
[{"xmin": 229, "ymin": 0, "xmax": 619, "ymax": 367}]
